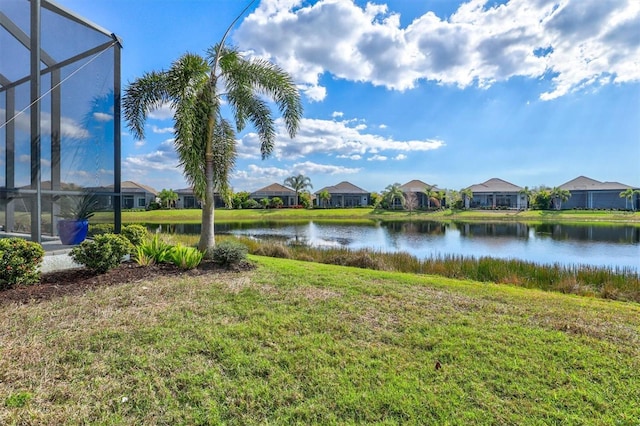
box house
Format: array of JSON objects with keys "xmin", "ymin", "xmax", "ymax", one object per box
[
  {"xmin": 399, "ymin": 179, "xmax": 443, "ymax": 209},
  {"xmin": 315, "ymin": 181, "xmax": 369, "ymax": 208},
  {"xmin": 120, "ymin": 181, "xmax": 157, "ymax": 209},
  {"xmin": 250, "ymin": 183, "xmax": 296, "ymax": 206},
  {"xmin": 175, "ymin": 188, "xmax": 200, "ymax": 209},
  {"xmin": 174, "ymin": 187, "xmax": 225, "ymax": 209},
  {"xmin": 558, "ymin": 176, "xmax": 639, "ymax": 210},
  {"xmin": 465, "ymin": 178, "xmax": 526, "ymax": 209}
]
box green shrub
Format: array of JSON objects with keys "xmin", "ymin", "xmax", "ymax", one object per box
[
  {"xmin": 137, "ymin": 234, "xmax": 174, "ymax": 264},
  {"xmin": 170, "ymin": 244, "xmax": 204, "ymax": 270},
  {"xmin": 210, "ymin": 240, "xmax": 248, "ymax": 267},
  {"xmin": 122, "ymin": 224, "xmax": 148, "ymax": 247},
  {"xmin": 0, "ymin": 238, "xmax": 45, "ymax": 290},
  {"xmin": 87, "ymin": 223, "xmax": 114, "ymax": 237},
  {"xmin": 70, "ymin": 234, "xmax": 132, "ymax": 274}
]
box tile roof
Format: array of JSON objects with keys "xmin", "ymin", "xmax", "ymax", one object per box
[
  {"xmin": 467, "ymin": 178, "xmax": 522, "ymax": 193},
  {"xmin": 120, "ymin": 180, "xmax": 158, "ymax": 195},
  {"xmin": 316, "ymin": 181, "xmax": 369, "ymax": 195},
  {"xmin": 251, "ymin": 183, "xmax": 295, "ymax": 195},
  {"xmin": 400, "ymin": 179, "xmax": 440, "ymax": 193},
  {"xmin": 559, "ymin": 176, "xmax": 634, "ymax": 191}
]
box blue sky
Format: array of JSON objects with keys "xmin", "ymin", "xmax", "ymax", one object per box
[{"xmin": 56, "ymin": 0, "xmax": 640, "ymax": 193}]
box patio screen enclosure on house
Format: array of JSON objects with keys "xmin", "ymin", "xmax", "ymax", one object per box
[{"xmin": 1, "ymin": 0, "xmax": 121, "ymax": 242}]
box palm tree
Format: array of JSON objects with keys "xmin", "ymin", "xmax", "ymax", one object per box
[
  {"xmin": 550, "ymin": 187, "xmax": 571, "ymax": 210},
  {"xmin": 318, "ymin": 190, "xmax": 331, "ymax": 208},
  {"xmin": 518, "ymin": 186, "xmax": 533, "ymax": 210},
  {"xmin": 383, "ymin": 183, "xmax": 405, "ymax": 209},
  {"xmin": 422, "ymin": 185, "xmax": 438, "ymax": 210},
  {"xmin": 620, "ymin": 188, "xmax": 640, "ymax": 211},
  {"xmin": 123, "ymin": 3, "xmax": 303, "ymax": 255},
  {"xmin": 158, "ymin": 188, "xmax": 178, "ymax": 208},
  {"xmin": 284, "ymin": 174, "xmax": 313, "ymax": 206},
  {"xmin": 460, "ymin": 188, "xmax": 473, "ymax": 209}
]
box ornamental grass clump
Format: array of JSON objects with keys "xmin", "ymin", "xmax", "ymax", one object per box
[
  {"xmin": 70, "ymin": 234, "xmax": 132, "ymax": 274},
  {"xmin": 0, "ymin": 238, "xmax": 45, "ymax": 290},
  {"xmin": 170, "ymin": 244, "xmax": 204, "ymax": 270},
  {"xmin": 136, "ymin": 235, "xmax": 174, "ymax": 264}
]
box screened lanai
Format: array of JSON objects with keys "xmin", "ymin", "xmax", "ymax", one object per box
[{"xmin": 1, "ymin": 0, "xmax": 121, "ymax": 243}]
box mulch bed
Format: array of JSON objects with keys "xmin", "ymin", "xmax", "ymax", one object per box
[{"xmin": 0, "ymin": 260, "xmax": 254, "ymax": 306}]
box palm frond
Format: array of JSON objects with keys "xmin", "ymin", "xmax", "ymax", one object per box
[{"xmin": 122, "ymin": 71, "xmax": 170, "ymax": 140}]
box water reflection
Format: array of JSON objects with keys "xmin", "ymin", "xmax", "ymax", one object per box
[{"xmin": 143, "ymin": 221, "xmax": 640, "ymax": 270}]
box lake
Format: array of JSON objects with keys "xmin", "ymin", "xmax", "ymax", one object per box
[{"xmin": 150, "ymin": 221, "xmax": 640, "ymax": 271}]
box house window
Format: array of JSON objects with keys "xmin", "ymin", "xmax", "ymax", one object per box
[{"xmin": 138, "ymin": 198, "xmax": 146, "ymax": 208}]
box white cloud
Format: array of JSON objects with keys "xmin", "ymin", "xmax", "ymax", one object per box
[
  {"xmin": 151, "ymin": 125, "xmax": 174, "ymax": 134},
  {"xmin": 122, "ymin": 139, "xmax": 180, "ymax": 182},
  {"xmin": 332, "ymin": 111, "xmax": 344, "ymax": 118},
  {"xmin": 1, "ymin": 109, "xmax": 89, "ymax": 139},
  {"xmin": 292, "ymin": 161, "xmax": 361, "ymax": 175},
  {"xmin": 134, "ymin": 140, "xmax": 146, "ymax": 148},
  {"xmin": 235, "ymin": 0, "xmax": 640, "ymax": 100},
  {"xmin": 367, "ymin": 154, "xmax": 388, "ymax": 161},
  {"xmin": 231, "ymin": 160, "xmax": 361, "ymax": 190},
  {"xmin": 147, "ymin": 102, "xmax": 174, "ymax": 120},
  {"xmin": 242, "ymin": 117, "xmax": 444, "ymax": 160},
  {"xmin": 92, "ymin": 112, "xmax": 113, "ymax": 122},
  {"xmin": 394, "ymin": 154, "xmax": 407, "ymax": 160},
  {"xmin": 337, "ymin": 154, "xmax": 362, "ymax": 160}
]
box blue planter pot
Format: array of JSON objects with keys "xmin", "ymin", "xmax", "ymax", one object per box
[{"xmin": 57, "ymin": 219, "xmax": 89, "ymax": 245}]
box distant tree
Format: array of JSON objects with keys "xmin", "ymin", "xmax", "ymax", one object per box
[
  {"xmin": 423, "ymin": 185, "xmax": 438, "ymax": 210},
  {"xmin": 298, "ymin": 191, "xmax": 312, "ymax": 208},
  {"xmin": 370, "ymin": 192, "xmax": 383, "ymax": 208},
  {"xmin": 403, "ymin": 192, "xmax": 418, "ymax": 214},
  {"xmin": 518, "ymin": 186, "xmax": 533, "ymax": 210},
  {"xmin": 231, "ymin": 191, "xmax": 251, "ymax": 209},
  {"xmin": 460, "ymin": 188, "xmax": 473, "ymax": 209},
  {"xmin": 158, "ymin": 189, "xmax": 178, "ymax": 208},
  {"xmin": 447, "ymin": 189, "xmax": 463, "ymax": 210},
  {"xmin": 550, "ymin": 187, "xmax": 571, "ymax": 210},
  {"xmin": 620, "ymin": 188, "xmax": 640, "ymax": 211},
  {"xmin": 383, "ymin": 183, "xmax": 405, "ymax": 209},
  {"xmin": 318, "ymin": 190, "xmax": 331, "ymax": 208},
  {"xmin": 531, "ymin": 187, "xmax": 552, "ymax": 210},
  {"xmin": 284, "ymin": 174, "xmax": 313, "ymax": 206},
  {"xmin": 270, "ymin": 197, "xmax": 284, "ymax": 208}
]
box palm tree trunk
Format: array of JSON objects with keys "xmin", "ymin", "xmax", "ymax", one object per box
[{"xmin": 199, "ymin": 154, "xmax": 216, "ymax": 253}]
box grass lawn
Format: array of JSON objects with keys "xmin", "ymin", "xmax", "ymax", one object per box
[
  {"xmin": 1, "ymin": 257, "xmax": 639, "ymax": 424},
  {"xmin": 113, "ymin": 207, "xmax": 640, "ymax": 225}
]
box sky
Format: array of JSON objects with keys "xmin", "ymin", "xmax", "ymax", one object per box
[{"xmin": 54, "ymin": 0, "xmax": 640, "ymax": 194}]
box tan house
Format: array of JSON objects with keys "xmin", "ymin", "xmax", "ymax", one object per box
[
  {"xmin": 399, "ymin": 179, "xmax": 443, "ymax": 209},
  {"xmin": 465, "ymin": 178, "xmax": 526, "ymax": 209},
  {"xmin": 250, "ymin": 183, "xmax": 296, "ymax": 206},
  {"xmin": 315, "ymin": 181, "xmax": 369, "ymax": 207},
  {"xmin": 120, "ymin": 181, "xmax": 158, "ymax": 209}
]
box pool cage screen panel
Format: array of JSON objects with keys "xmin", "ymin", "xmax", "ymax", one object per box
[{"xmin": 0, "ymin": 0, "xmax": 122, "ymax": 242}]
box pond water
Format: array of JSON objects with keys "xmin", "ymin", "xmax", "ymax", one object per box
[{"xmin": 149, "ymin": 221, "xmax": 640, "ymax": 271}]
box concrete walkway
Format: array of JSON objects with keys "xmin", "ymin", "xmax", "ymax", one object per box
[{"xmin": 40, "ymin": 240, "xmax": 83, "ymax": 273}]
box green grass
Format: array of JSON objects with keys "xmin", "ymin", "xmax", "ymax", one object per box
[
  {"xmin": 106, "ymin": 207, "xmax": 640, "ymax": 226},
  {"xmin": 1, "ymin": 257, "xmax": 639, "ymax": 424}
]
